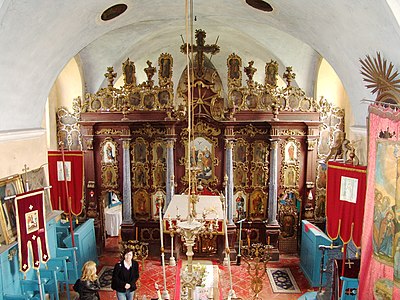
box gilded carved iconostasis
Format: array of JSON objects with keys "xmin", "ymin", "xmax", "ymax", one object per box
[{"xmin": 55, "ymin": 29, "xmax": 345, "ymax": 254}]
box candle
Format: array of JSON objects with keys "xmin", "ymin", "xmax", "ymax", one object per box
[{"xmin": 159, "ymin": 204, "xmax": 164, "ymax": 249}]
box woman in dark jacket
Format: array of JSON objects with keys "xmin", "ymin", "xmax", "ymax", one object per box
[
  {"xmin": 111, "ymin": 248, "xmax": 139, "ymax": 300},
  {"xmin": 73, "ymin": 260, "xmax": 100, "ymax": 300}
]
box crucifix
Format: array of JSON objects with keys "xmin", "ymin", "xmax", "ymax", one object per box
[
  {"xmin": 180, "ymin": 29, "xmax": 220, "ymax": 78},
  {"xmin": 22, "ymin": 164, "xmax": 30, "ymax": 191}
]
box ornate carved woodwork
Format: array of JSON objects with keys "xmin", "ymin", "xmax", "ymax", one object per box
[{"xmin": 65, "ymin": 28, "xmax": 349, "ymax": 255}]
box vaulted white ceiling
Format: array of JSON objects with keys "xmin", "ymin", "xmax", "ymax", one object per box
[{"xmin": 0, "ymin": 0, "xmax": 399, "ymax": 133}]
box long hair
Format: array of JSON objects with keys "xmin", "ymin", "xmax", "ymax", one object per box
[{"xmin": 81, "ymin": 260, "xmax": 98, "ymax": 281}]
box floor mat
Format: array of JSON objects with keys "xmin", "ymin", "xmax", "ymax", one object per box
[
  {"xmin": 266, "ymin": 267, "xmax": 301, "ymax": 294},
  {"xmin": 98, "ymin": 266, "xmax": 114, "ymax": 291}
]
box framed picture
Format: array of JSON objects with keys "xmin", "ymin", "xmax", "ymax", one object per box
[
  {"xmin": 101, "ymin": 138, "xmax": 118, "ymax": 164},
  {"xmin": 133, "ymin": 138, "xmax": 148, "ymax": 163},
  {"xmin": 253, "ymin": 141, "xmax": 267, "ymax": 164},
  {"xmin": 189, "ymin": 137, "xmax": 214, "ymax": 181},
  {"xmin": 0, "ymin": 174, "xmax": 24, "ymax": 244},
  {"xmin": 249, "ymin": 189, "xmax": 266, "ymax": 220},
  {"xmin": 133, "ymin": 189, "xmax": 150, "ymax": 220},
  {"xmin": 234, "ymin": 190, "xmax": 247, "ymax": 221},
  {"xmin": 285, "ymin": 140, "xmax": 297, "ymax": 163},
  {"xmin": 21, "ymin": 166, "xmax": 53, "ymax": 217},
  {"xmin": 152, "ymin": 190, "xmax": 165, "ymax": 220}
]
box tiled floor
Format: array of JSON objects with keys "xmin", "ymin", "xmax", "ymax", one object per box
[{"xmin": 95, "ymin": 236, "xmax": 316, "ymax": 300}]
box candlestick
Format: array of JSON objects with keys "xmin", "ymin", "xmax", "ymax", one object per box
[{"xmin": 158, "ymin": 202, "xmax": 169, "ymax": 299}]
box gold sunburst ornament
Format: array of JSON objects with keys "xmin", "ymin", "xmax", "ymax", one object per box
[{"xmin": 360, "ymin": 52, "xmax": 400, "ymax": 96}]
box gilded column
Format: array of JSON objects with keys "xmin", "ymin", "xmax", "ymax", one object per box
[
  {"xmin": 121, "ymin": 138, "xmax": 132, "ymax": 223},
  {"xmin": 268, "ymin": 139, "xmax": 279, "ymax": 225},
  {"xmin": 166, "ymin": 138, "xmax": 175, "ymax": 208}
]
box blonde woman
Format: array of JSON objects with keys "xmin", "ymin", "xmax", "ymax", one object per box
[{"xmin": 73, "ymin": 260, "xmax": 100, "ymax": 300}]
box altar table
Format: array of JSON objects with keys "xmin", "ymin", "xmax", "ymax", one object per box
[{"xmin": 105, "ymin": 204, "xmax": 122, "ymax": 236}]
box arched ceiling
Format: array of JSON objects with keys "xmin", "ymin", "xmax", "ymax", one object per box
[{"xmin": 0, "ymin": 0, "xmax": 399, "ymax": 133}]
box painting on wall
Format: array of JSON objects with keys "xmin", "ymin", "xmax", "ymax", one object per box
[
  {"xmin": 249, "ymin": 189, "xmax": 266, "ymax": 220},
  {"xmin": 21, "ymin": 166, "xmax": 53, "ymax": 217},
  {"xmin": 0, "ymin": 175, "xmax": 24, "ymax": 244},
  {"xmin": 234, "ymin": 190, "xmax": 247, "ymax": 221},
  {"xmin": 283, "ymin": 165, "xmax": 298, "ymax": 187},
  {"xmin": 134, "ymin": 189, "xmax": 151, "ymax": 220},
  {"xmin": 189, "ymin": 137, "xmax": 214, "ymax": 181},
  {"xmin": 234, "ymin": 165, "xmax": 248, "ymax": 187},
  {"xmin": 101, "ymin": 164, "xmax": 119, "ymax": 189},
  {"xmin": 133, "ymin": 138, "xmax": 148, "ymax": 163},
  {"xmin": 101, "ymin": 138, "xmax": 118, "ymax": 164},
  {"xmin": 284, "ymin": 140, "xmax": 297, "ymax": 164}
]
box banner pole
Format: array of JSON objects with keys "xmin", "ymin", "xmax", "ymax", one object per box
[
  {"xmin": 60, "ymin": 142, "xmax": 76, "ymax": 247},
  {"xmin": 37, "ymin": 269, "xmax": 45, "ymax": 300}
]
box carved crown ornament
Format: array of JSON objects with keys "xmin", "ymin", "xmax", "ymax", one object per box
[{"xmin": 74, "ymin": 29, "xmax": 325, "ymax": 125}]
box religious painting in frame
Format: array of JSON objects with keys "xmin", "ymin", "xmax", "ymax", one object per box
[
  {"xmin": 133, "ymin": 165, "xmax": 148, "ymax": 189},
  {"xmin": 234, "ymin": 164, "xmax": 248, "ymax": 188},
  {"xmin": 152, "ymin": 163, "xmax": 166, "ymax": 189},
  {"xmin": 0, "ymin": 174, "xmax": 24, "ymax": 244},
  {"xmin": 281, "ymin": 165, "xmax": 299, "ymax": 188},
  {"xmin": 189, "ymin": 136, "xmax": 214, "ymax": 181},
  {"xmin": 132, "ymin": 137, "xmax": 148, "ymax": 164},
  {"xmin": 252, "ymin": 141, "xmax": 268, "ymax": 164},
  {"xmin": 101, "ymin": 164, "xmax": 119, "ymax": 189},
  {"xmin": 151, "ymin": 190, "xmax": 165, "ymax": 220},
  {"xmin": 251, "ymin": 165, "xmax": 267, "ymax": 188},
  {"xmin": 227, "ymin": 53, "xmax": 242, "ymax": 87},
  {"xmin": 21, "ymin": 166, "xmax": 53, "ymax": 217},
  {"xmin": 234, "ymin": 139, "xmax": 248, "ymax": 164},
  {"xmin": 100, "ymin": 137, "xmax": 118, "ymax": 165},
  {"xmin": 283, "ymin": 137, "xmax": 299, "ymax": 164},
  {"xmin": 152, "ymin": 140, "xmax": 166, "ymax": 164},
  {"xmin": 234, "ymin": 190, "xmax": 247, "ymax": 221},
  {"xmin": 249, "ymin": 188, "xmax": 266, "ymax": 221},
  {"xmin": 133, "ymin": 189, "xmax": 151, "ymax": 220},
  {"xmin": 158, "ymin": 53, "xmax": 173, "ymax": 87}
]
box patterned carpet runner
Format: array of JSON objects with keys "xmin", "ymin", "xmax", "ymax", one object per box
[{"xmin": 266, "ymin": 267, "xmax": 301, "ymax": 293}]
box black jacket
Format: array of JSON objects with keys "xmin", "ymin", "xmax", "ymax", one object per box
[
  {"xmin": 111, "ymin": 260, "xmax": 139, "ymax": 293},
  {"xmin": 73, "ymin": 279, "xmax": 100, "ymax": 300}
]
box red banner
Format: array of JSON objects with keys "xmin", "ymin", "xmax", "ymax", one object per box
[
  {"xmin": 48, "ymin": 150, "xmax": 84, "ymax": 215},
  {"xmin": 15, "ymin": 189, "xmax": 50, "ymax": 273},
  {"xmin": 326, "ymin": 161, "xmax": 367, "ymax": 247}
]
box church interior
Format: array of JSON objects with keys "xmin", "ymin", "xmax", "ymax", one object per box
[{"xmin": 1, "ymin": 0, "xmax": 400, "ymax": 299}]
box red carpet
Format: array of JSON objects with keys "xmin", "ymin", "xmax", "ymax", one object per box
[{"xmin": 97, "ymin": 236, "xmax": 316, "ymax": 299}]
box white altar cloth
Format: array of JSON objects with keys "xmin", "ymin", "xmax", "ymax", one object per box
[
  {"xmin": 105, "ymin": 204, "xmax": 122, "ymax": 236},
  {"xmin": 165, "ymin": 195, "xmax": 223, "ymax": 220}
]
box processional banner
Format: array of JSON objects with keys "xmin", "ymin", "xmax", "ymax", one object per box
[
  {"xmin": 48, "ymin": 150, "xmax": 84, "ymax": 215},
  {"xmin": 326, "ymin": 161, "xmax": 367, "ymax": 247},
  {"xmin": 15, "ymin": 189, "xmax": 50, "ymax": 272},
  {"xmin": 359, "ymin": 104, "xmax": 400, "ymax": 298}
]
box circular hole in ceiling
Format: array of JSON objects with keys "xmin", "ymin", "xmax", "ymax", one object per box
[
  {"xmin": 101, "ymin": 4, "xmax": 128, "ymax": 21},
  {"xmin": 246, "ymin": 0, "xmax": 273, "ymax": 12}
]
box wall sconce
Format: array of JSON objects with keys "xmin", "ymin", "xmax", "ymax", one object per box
[{"xmin": 90, "ymin": 190, "xmax": 95, "ymax": 198}]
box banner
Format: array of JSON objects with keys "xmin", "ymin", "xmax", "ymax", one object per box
[
  {"xmin": 326, "ymin": 161, "xmax": 367, "ymax": 247},
  {"xmin": 15, "ymin": 189, "xmax": 50, "ymax": 273},
  {"xmin": 48, "ymin": 150, "xmax": 84, "ymax": 215}
]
